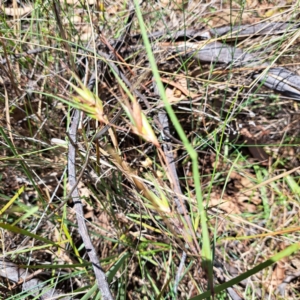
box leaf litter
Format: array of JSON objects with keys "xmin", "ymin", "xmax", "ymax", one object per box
[{"xmin": 0, "ymin": 0, "xmax": 300, "ymax": 299}]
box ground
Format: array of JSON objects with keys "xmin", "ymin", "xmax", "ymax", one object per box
[{"xmin": 0, "ymin": 0, "xmax": 300, "ymax": 299}]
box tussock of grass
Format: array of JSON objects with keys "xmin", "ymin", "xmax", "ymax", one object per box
[{"xmin": 0, "ymin": 0, "xmax": 300, "ymax": 299}]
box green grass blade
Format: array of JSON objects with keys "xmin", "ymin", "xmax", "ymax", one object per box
[
  {"xmin": 133, "ymin": 0, "xmax": 213, "ymax": 295},
  {"xmin": 190, "ymin": 241, "xmax": 300, "ymax": 299}
]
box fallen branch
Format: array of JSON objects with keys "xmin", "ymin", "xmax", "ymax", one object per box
[
  {"xmin": 68, "ymin": 109, "xmax": 113, "ymax": 300},
  {"xmin": 0, "ymin": 259, "xmax": 71, "ymax": 299}
]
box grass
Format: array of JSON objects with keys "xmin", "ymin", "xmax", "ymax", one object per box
[{"xmin": 0, "ymin": 0, "xmax": 300, "ymax": 299}]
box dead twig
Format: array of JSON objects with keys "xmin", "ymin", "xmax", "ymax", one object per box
[{"xmin": 68, "ymin": 109, "xmax": 113, "ymax": 300}]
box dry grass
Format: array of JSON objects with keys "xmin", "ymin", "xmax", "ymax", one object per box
[{"xmin": 0, "ymin": 0, "xmax": 300, "ymax": 299}]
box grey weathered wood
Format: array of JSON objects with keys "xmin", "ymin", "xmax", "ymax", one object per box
[
  {"xmin": 0, "ymin": 260, "xmax": 72, "ymax": 299},
  {"xmin": 181, "ymin": 41, "xmax": 300, "ymax": 100}
]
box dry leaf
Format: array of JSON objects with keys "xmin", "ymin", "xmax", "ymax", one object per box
[
  {"xmin": 2, "ymin": 5, "xmax": 33, "ymax": 17},
  {"xmin": 165, "ymin": 87, "xmax": 186, "ymax": 103},
  {"xmin": 163, "ymin": 77, "xmax": 198, "ymax": 103},
  {"xmin": 208, "ymin": 171, "xmax": 262, "ymax": 214},
  {"xmin": 209, "ymin": 193, "xmax": 242, "ymax": 214},
  {"xmin": 265, "ymin": 260, "xmax": 287, "ymax": 293}
]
